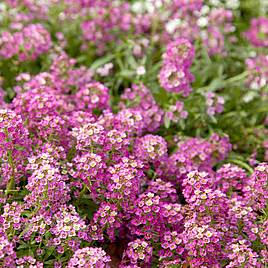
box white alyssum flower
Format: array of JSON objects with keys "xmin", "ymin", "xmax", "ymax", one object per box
[{"xmin": 136, "ymin": 66, "xmax": 146, "ymax": 76}]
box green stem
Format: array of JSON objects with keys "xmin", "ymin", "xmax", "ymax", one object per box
[
  {"xmin": 6, "ymin": 150, "xmax": 15, "ymax": 195},
  {"xmin": 228, "ymin": 159, "xmax": 254, "ymax": 174},
  {"xmin": 79, "ymin": 184, "xmax": 88, "ymax": 200},
  {"xmin": 224, "ymin": 71, "xmax": 249, "ymax": 84},
  {"xmin": 197, "ymin": 71, "xmax": 249, "ymax": 92}
]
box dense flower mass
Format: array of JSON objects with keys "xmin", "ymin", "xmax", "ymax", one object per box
[
  {"xmin": 245, "ymin": 17, "xmax": 268, "ymax": 47},
  {"xmin": 0, "ymin": 24, "xmax": 51, "ymax": 61},
  {"xmin": 0, "ymin": 0, "xmax": 267, "ymax": 267},
  {"xmin": 246, "ymin": 54, "xmax": 268, "ymax": 90}
]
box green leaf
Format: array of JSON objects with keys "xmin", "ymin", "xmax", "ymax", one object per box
[
  {"xmin": 179, "ymin": 120, "xmax": 185, "ymax": 130},
  {"xmin": 118, "ymin": 70, "xmax": 135, "ymax": 78},
  {"xmin": 90, "ymin": 55, "xmax": 115, "ymax": 70},
  {"xmin": 164, "ymin": 116, "xmax": 170, "ymax": 129},
  {"xmin": 67, "ymin": 144, "xmax": 76, "ymax": 162},
  {"xmin": 45, "ymin": 259, "xmax": 56, "ymax": 265},
  {"xmin": 17, "ymin": 243, "xmax": 30, "ymax": 250},
  {"xmin": 44, "ymin": 247, "xmax": 55, "ymax": 260}
]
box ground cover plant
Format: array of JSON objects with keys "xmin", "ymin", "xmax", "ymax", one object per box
[{"xmin": 0, "ymin": 0, "xmax": 268, "ymax": 267}]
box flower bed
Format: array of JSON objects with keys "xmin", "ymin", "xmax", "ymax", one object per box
[{"xmin": 0, "ymin": 0, "xmax": 267, "ymax": 267}]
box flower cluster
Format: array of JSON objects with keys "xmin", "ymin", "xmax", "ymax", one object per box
[
  {"xmin": 205, "ymin": 91, "xmax": 225, "ymax": 116},
  {"xmin": 104, "ymin": 157, "xmax": 144, "ymax": 207},
  {"xmin": 134, "ymin": 134, "xmax": 167, "ymax": 163},
  {"xmin": 67, "ymin": 247, "xmax": 111, "ymax": 268},
  {"xmin": 89, "ymin": 202, "xmax": 121, "ymax": 241},
  {"xmin": 182, "ymin": 223, "xmax": 224, "ymax": 267},
  {"xmin": 146, "ymin": 179, "xmax": 178, "ymax": 203},
  {"xmin": 245, "ymin": 55, "xmax": 268, "ymax": 90},
  {"xmin": 128, "ymin": 192, "xmax": 162, "ymax": 239},
  {"xmin": 119, "ymin": 84, "xmax": 163, "ymax": 132},
  {"xmin": 245, "ymin": 17, "xmax": 268, "ymax": 47},
  {"xmin": 158, "ymin": 134, "xmax": 231, "ymax": 181},
  {"xmin": 0, "ymin": 24, "xmax": 51, "ymax": 61},
  {"xmin": 215, "ymin": 163, "xmax": 248, "ymax": 195},
  {"xmin": 80, "ymin": 1, "xmax": 132, "ymax": 53},
  {"xmin": 0, "ymin": 228, "xmax": 16, "ymax": 267},
  {"xmin": 16, "ymin": 256, "xmax": 43, "ymax": 268},
  {"xmin": 0, "ymin": 109, "xmax": 31, "ymax": 188},
  {"xmin": 164, "ymin": 100, "xmax": 188, "ymax": 124},
  {"xmin": 226, "ymin": 240, "xmax": 260, "ymax": 268},
  {"xmin": 242, "ymin": 163, "xmax": 268, "ymax": 211},
  {"xmin": 201, "ymin": 7, "xmax": 234, "ymax": 55},
  {"xmin": 259, "ymin": 219, "xmax": 268, "ymax": 263},
  {"xmin": 158, "ymin": 230, "xmax": 183, "ymax": 261},
  {"xmin": 25, "ymin": 149, "xmax": 70, "ymax": 210},
  {"xmin": 121, "ymin": 239, "xmax": 153, "ymax": 267},
  {"xmin": 73, "ymin": 82, "xmax": 110, "ymax": 112},
  {"xmin": 159, "ymin": 38, "xmax": 195, "ymax": 96}
]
